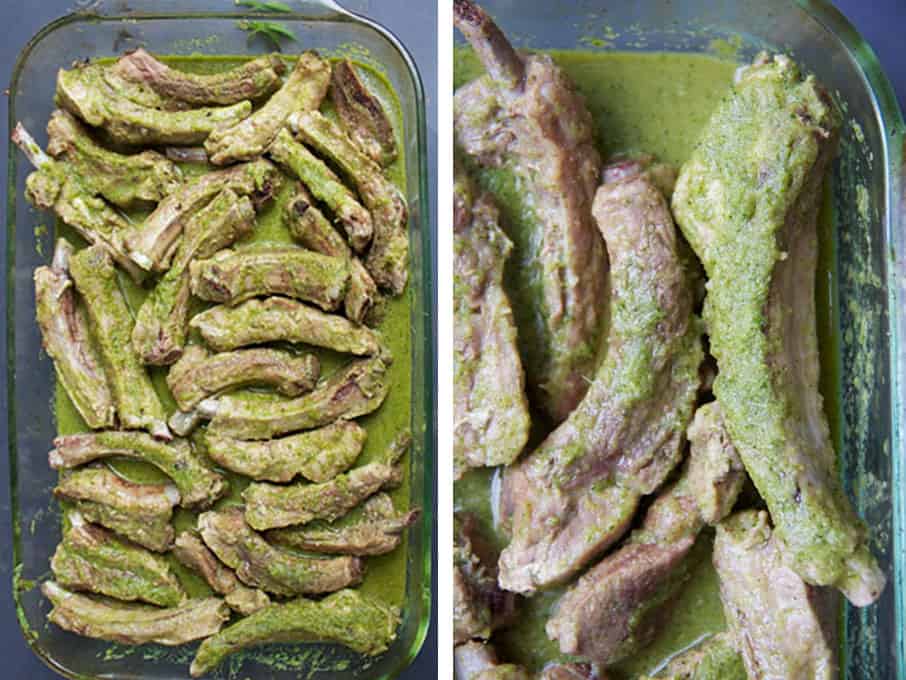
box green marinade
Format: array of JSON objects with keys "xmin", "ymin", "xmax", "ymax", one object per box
[
  {"xmin": 52, "ymin": 55, "xmax": 412, "ymax": 655},
  {"xmin": 454, "ymin": 48, "xmax": 840, "ymax": 677}
]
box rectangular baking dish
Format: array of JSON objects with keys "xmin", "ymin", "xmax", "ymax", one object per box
[
  {"xmin": 454, "ymin": 0, "xmax": 905, "ymax": 677},
  {"xmin": 6, "ymin": 1, "xmax": 433, "ymax": 678}
]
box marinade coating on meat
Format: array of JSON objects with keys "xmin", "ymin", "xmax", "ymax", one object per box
[
  {"xmin": 454, "ymin": 642, "xmax": 531, "ymax": 680},
  {"xmin": 200, "ymin": 353, "xmax": 391, "ymax": 440},
  {"xmin": 453, "ymin": 158, "xmax": 529, "ymax": 478},
  {"xmin": 167, "ymin": 344, "xmax": 320, "ymax": 412},
  {"xmin": 51, "ymin": 515, "xmax": 185, "ymax": 607},
  {"xmin": 643, "ymin": 634, "xmax": 745, "ymax": 680},
  {"xmin": 285, "ymin": 189, "xmax": 379, "ymax": 324},
  {"xmin": 68, "ymin": 245, "xmax": 170, "ymax": 439},
  {"xmin": 198, "ymin": 508, "xmax": 364, "ymax": 596},
  {"xmin": 49, "ymin": 431, "xmax": 226, "ymax": 508},
  {"xmin": 330, "ymin": 59, "xmax": 398, "ymax": 166},
  {"xmin": 453, "ymin": 0, "xmax": 607, "ymax": 423},
  {"xmin": 42, "ymin": 581, "xmax": 228, "ymax": 646},
  {"xmin": 54, "ymin": 465, "xmax": 179, "ymax": 552},
  {"xmin": 13, "ymin": 123, "xmax": 144, "ymax": 282},
  {"xmin": 714, "ymin": 510, "xmax": 837, "ymax": 679},
  {"xmin": 499, "ymin": 160, "xmax": 702, "ymax": 593},
  {"xmin": 289, "ymin": 110, "xmax": 409, "ymax": 294},
  {"xmin": 190, "ymin": 589, "xmax": 400, "ymax": 677},
  {"xmin": 538, "ymin": 664, "xmax": 599, "ymax": 680},
  {"xmin": 671, "ymin": 53, "xmax": 884, "ymax": 606},
  {"xmin": 124, "ymin": 158, "xmax": 280, "ymax": 273},
  {"xmin": 189, "ymin": 245, "xmax": 349, "ymax": 311},
  {"xmin": 267, "ymin": 493, "xmax": 418, "ymax": 555},
  {"xmin": 132, "ymin": 189, "xmax": 256, "ymax": 366},
  {"xmin": 46, "ymin": 109, "xmax": 182, "ymax": 208},
  {"xmin": 190, "ymin": 296, "xmax": 382, "ymax": 355},
  {"xmin": 113, "ymin": 49, "xmax": 286, "ymax": 106},
  {"xmin": 205, "ymin": 51, "xmax": 330, "ymax": 165},
  {"xmin": 242, "ymin": 431, "xmax": 409, "ymax": 530},
  {"xmin": 546, "ymin": 401, "xmax": 745, "ymax": 665},
  {"xmin": 172, "ymin": 531, "xmax": 270, "ymax": 616},
  {"xmin": 454, "ymin": 512, "xmax": 516, "ymax": 645},
  {"xmin": 34, "ymin": 239, "xmax": 115, "ymax": 429},
  {"xmin": 270, "ymin": 128, "xmax": 374, "ymax": 253},
  {"xmin": 56, "ymin": 62, "xmax": 252, "ymax": 146},
  {"xmin": 205, "ymin": 421, "xmax": 365, "ymax": 483}
]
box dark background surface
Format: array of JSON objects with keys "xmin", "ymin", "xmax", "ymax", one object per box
[
  {"xmin": 1, "ymin": 0, "xmax": 905, "ymax": 678},
  {"xmin": 0, "ymin": 0, "xmax": 437, "ymax": 677}
]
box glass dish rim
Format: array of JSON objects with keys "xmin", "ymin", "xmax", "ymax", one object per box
[
  {"xmin": 797, "ymin": 1, "xmax": 906, "ymax": 676},
  {"xmin": 4, "ymin": 2, "xmax": 434, "ymax": 679}
]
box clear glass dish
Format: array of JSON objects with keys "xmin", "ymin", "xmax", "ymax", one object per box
[
  {"xmin": 454, "ymin": 1, "xmax": 904, "ymax": 677},
  {"xmin": 6, "ymin": 1, "xmax": 433, "ymax": 678}
]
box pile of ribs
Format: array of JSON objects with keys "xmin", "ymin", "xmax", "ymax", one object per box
[{"xmin": 15, "ymin": 46, "xmax": 420, "ymax": 677}]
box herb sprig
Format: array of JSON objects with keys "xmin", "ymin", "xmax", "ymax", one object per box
[
  {"xmin": 236, "ymin": 20, "xmax": 298, "ymax": 50},
  {"xmin": 235, "ymin": 0, "xmax": 293, "ymax": 12}
]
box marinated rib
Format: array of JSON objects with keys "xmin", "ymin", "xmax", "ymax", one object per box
[
  {"xmin": 453, "ymin": 0, "xmax": 607, "ymax": 422},
  {"xmin": 51, "ymin": 514, "xmax": 185, "ymax": 607},
  {"xmin": 132, "ymin": 189, "xmax": 256, "ymax": 365},
  {"xmin": 49, "ymin": 431, "xmax": 226, "ymax": 508},
  {"xmin": 205, "ymin": 51, "xmax": 330, "ymax": 165},
  {"xmin": 54, "ymin": 465, "xmax": 178, "ymax": 552},
  {"xmin": 200, "ymin": 354, "xmax": 391, "ymax": 440},
  {"xmin": 167, "ymin": 344, "xmax": 320, "ymax": 412},
  {"xmin": 190, "ymin": 589, "xmax": 400, "ymax": 677},
  {"xmin": 285, "ymin": 188, "xmax": 379, "ymax": 324},
  {"xmin": 270, "ymin": 128, "xmax": 374, "ymax": 253},
  {"xmin": 56, "ymin": 62, "xmax": 252, "ymax": 146},
  {"xmin": 198, "ymin": 508, "xmax": 364, "ymax": 596},
  {"xmin": 46, "ymin": 109, "xmax": 182, "ymax": 208},
  {"xmin": 189, "ymin": 245, "xmax": 349, "ymax": 310},
  {"xmin": 330, "ymin": 59, "xmax": 398, "ymax": 166},
  {"xmin": 546, "ymin": 403, "xmax": 745, "ymax": 665},
  {"xmin": 243, "ymin": 431, "xmax": 410, "ymax": 530},
  {"xmin": 454, "ymin": 159, "xmax": 529, "ymax": 478},
  {"xmin": 714, "ymin": 510, "xmax": 837, "ymax": 679},
  {"xmin": 13, "ymin": 123, "xmax": 143, "ymax": 281},
  {"xmin": 43, "ymin": 581, "xmax": 228, "ymax": 646},
  {"xmin": 190, "ymin": 296, "xmax": 381, "ymax": 355},
  {"xmin": 68, "ymin": 245, "xmax": 170, "ymax": 438},
  {"xmin": 34, "ymin": 239, "xmax": 115, "ymax": 429},
  {"xmin": 124, "ymin": 158, "xmax": 280, "ymax": 273},
  {"xmin": 454, "ymin": 642, "xmax": 530, "ymax": 680},
  {"xmin": 671, "ymin": 54, "xmax": 883, "ymax": 605},
  {"xmin": 454, "ymin": 512, "xmax": 516, "ymax": 645},
  {"xmin": 205, "ymin": 421, "xmax": 365, "ymax": 483},
  {"xmin": 499, "ymin": 160, "xmax": 702, "ymax": 593},
  {"xmin": 267, "ymin": 493, "xmax": 419, "ymax": 555},
  {"xmin": 644, "ymin": 634, "xmax": 745, "ymax": 680},
  {"xmin": 289, "ymin": 110, "xmax": 409, "ymax": 294},
  {"xmin": 113, "ymin": 49, "xmax": 286, "ymax": 106},
  {"xmin": 172, "ymin": 531, "xmax": 269, "ymax": 616}
]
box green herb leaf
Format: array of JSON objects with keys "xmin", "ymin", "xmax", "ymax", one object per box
[
  {"xmin": 236, "ymin": 20, "xmax": 298, "ymax": 50},
  {"xmin": 235, "ymin": 0, "xmax": 293, "ymax": 12}
]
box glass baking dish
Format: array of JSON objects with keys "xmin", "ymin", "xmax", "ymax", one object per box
[
  {"xmin": 6, "ymin": 1, "xmax": 433, "ymax": 678},
  {"xmin": 454, "ymin": 0, "xmax": 904, "ymax": 678}
]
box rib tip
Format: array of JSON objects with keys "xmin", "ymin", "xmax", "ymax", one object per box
[{"xmin": 47, "ymin": 449, "xmax": 63, "ymax": 469}]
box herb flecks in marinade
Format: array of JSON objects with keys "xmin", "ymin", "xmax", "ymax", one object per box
[{"xmin": 672, "ymin": 54, "xmax": 884, "ymax": 605}]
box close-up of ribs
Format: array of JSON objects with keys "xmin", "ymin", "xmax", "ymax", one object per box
[
  {"xmin": 498, "ymin": 159, "xmax": 702, "ymax": 593},
  {"xmin": 672, "ymin": 54, "xmax": 884, "ymax": 606},
  {"xmin": 453, "ymin": 0, "xmax": 607, "ymax": 423}
]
